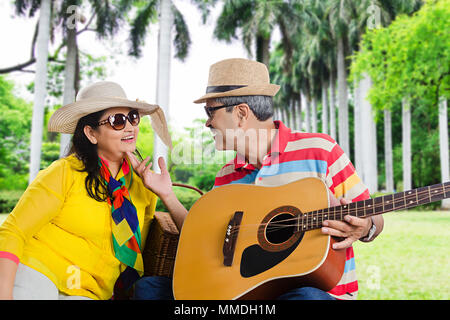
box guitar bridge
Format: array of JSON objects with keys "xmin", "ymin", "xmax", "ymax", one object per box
[{"xmin": 223, "ymin": 211, "xmax": 243, "ymax": 267}]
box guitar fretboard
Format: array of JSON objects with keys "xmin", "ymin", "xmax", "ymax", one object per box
[{"xmin": 295, "ymin": 181, "xmax": 450, "ymax": 232}]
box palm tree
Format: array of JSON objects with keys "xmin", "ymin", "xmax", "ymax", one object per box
[
  {"xmin": 350, "ymin": 0, "xmax": 380, "ymax": 193},
  {"xmin": 358, "ymin": 74, "xmax": 378, "ymax": 193},
  {"xmin": 360, "ymin": 0, "xmax": 422, "ymax": 192},
  {"xmin": 59, "ymin": 1, "xmax": 81, "ymax": 157},
  {"xmin": 384, "ymin": 109, "xmax": 394, "ymax": 192},
  {"xmin": 212, "ymin": 0, "xmax": 296, "ymax": 68},
  {"xmin": 12, "ymin": 0, "xmax": 140, "ymax": 169},
  {"xmin": 402, "ymin": 97, "xmax": 412, "ymax": 190},
  {"xmin": 346, "ymin": 0, "xmax": 422, "ymax": 193},
  {"xmin": 27, "ymin": 0, "xmax": 52, "ymax": 183},
  {"xmin": 128, "ymin": 0, "xmax": 192, "ymax": 171},
  {"xmin": 154, "ymin": 0, "xmax": 173, "ymax": 172},
  {"xmin": 438, "ymin": 97, "xmax": 450, "ymax": 208},
  {"xmin": 329, "ymin": 0, "xmax": 352, "ymax": 156}
]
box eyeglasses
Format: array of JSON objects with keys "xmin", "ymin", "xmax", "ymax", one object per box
[
  {"xmin": 204, "ymin": 103, "xmax": 241, "ymax": 119},
  {"xmin": 98, "ymin": 110, "xmax": 140, "ymax": 130}
]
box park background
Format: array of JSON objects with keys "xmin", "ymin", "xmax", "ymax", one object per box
[{"xmin": 0, "ymin": 0, "xmax": 448, "ymax": 299}]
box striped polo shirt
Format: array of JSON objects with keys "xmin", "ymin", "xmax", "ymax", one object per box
[{"xmin": 213, "ymin": 120, "xmax": 370, "ymax": 300}]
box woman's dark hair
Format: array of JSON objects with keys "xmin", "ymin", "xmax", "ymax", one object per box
[{"xmin": 68, "ymin": 110, "xmax": 108, "ymax": 202}]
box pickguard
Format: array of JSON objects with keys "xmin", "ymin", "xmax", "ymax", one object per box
[{"xmin": 240, "ymin": 233, "xmax": 304, "ymax": 278}]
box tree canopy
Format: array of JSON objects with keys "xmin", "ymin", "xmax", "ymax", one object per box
[{"xmin": 350, "ymin": 0, "xmax": 449, "ymax": 114}]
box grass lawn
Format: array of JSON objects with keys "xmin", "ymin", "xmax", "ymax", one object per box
[
  {"xmin": 353, "ymin": 210, "xmax": 449, "ymax": 300},
  {"xmin": 1, "ymin": 209, "xmax": 448, "ymax": 300}
]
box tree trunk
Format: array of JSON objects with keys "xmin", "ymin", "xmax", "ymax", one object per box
[
  {"xmin": 359, "ymin": 74, "xmax": 378, "ymax": 193},
  {"xmin": 402, "ymin": 98, "xmax": 412, "ymax": 191},
  {"xmin": 304, "ymin": 91, "xmax": 311, "ymax": 132},
  {"xmin": 295, "ymin": 99, "xmax": 302, "ymax": 131},
  {"xmin": 353, "ymin": 78, "xmax": 363, "ymax": 176},
  {"xmin": 281, "ymin": 106, "xmax": 287, "ymax": 124},
  {"xmin": 321, "ymin": 78, "xmax": 329, "ymax": 134},
  {"xmin": 329, "ymin": 72, "xmax": 337, "ymax": 140},
  {"xmin": 384, "ymin": 109, "xmax": 394, "ymax": 192},
  {"xmin": 337, "ymin": 37, "xmax": 349, "ymax": 155},
  {"xmin": 439, "ymin": 97, "xmax": 450, "ymax": 209},
  {"xmin": 286, "ymin": 104, "xmax": 292, "ymax": 128},
  {"xmin": 29, "ymin": 0, "xmax": 51, "ymax": 184},
  {"xmin": 256, "ymin": 34, "xmax": 270, "ymax": 68},
  {"xmin": 298, "ymin": 90, "xmax": 306, "ymax": 131},
  {"xmin": 60, "ymin": 24, "xmax": 78, "ymax": 158},
  {"xmin": 153, "ymin": 0, "xmax": 173, "ymax": 173},
  {"xmin": 291, "ymin": 99, "xmax": 297, "ymax": 130},
  {"xmin": 311, "ymin": 96, "xmax": 318, "ymax": 133},
  {"xmin": 273, "ymin": 107, "xmax": 279, "ymax": 121}
]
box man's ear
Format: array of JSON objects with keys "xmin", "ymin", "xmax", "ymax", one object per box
[
  {"xmin": 236, "ymin": 103, "xmax": 250, "ymax": 126},
  {"xmin": 83, "ymin": 125, "xmax": 98, "ymax": 145}
]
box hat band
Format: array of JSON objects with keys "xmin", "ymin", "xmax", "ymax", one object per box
[{"xmin": 206, "ymin": 85, "xmax": 247, "ymax": 93}]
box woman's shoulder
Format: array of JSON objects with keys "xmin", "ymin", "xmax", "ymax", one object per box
[
  {"xmin": 62, "ymin": 153, "xmax": 85, "ymax": 169},
  {"xmin": 34, "ymin": 154, "xmax": 83, "ymax": 183}
]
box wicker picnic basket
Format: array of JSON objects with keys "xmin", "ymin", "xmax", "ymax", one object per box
[
  {"xmin": 142, "ymin": 183, "xmax": 203, "ymax": 278},
  {"xmin": 143, "ymin": 211, "xmax": 180, "ymax": 277}
]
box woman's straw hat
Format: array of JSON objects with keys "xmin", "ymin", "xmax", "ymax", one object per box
[
  {"xmin": 193, "ymin": 58, "xmax": 280, "ymax": 104},
  {"xmin": 48, "ymin": 81, "xmax": 172, "ymax": 149}
]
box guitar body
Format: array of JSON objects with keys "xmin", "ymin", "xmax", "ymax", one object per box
[{"xmin": 173, "ymin": 177, "xmax": 346, "ymax": 300}]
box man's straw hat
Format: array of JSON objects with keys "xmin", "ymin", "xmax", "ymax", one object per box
[
  {"xmin": 193, "ymin": 58, "xmax": 280, "ymax": 104},
  {"xmin": 48, "ymin": 81, "xmax": 172, "ymax": 149}
]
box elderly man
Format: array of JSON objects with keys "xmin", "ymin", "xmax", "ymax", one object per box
[{"xmin": 192, "ymin": 58, "xmax": 383, "ymax": 300}]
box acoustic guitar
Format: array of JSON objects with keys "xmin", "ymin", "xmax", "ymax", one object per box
[{"xmin": 172, "ymin": 177, "xmax": 449, "ymax": 300}]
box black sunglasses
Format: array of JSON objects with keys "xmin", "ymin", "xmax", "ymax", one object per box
[
  {"xmin": 98, "ymin": 109, "xmax": 140, "ymax": 130},
  {"xmin": 204, "ymin": 103, "xmax": 242, "ymax": 118}
]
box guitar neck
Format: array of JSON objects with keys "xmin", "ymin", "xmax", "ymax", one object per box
[{"xmin": 297, "ymin": 181, "xmax": 450, "ymax": 232}]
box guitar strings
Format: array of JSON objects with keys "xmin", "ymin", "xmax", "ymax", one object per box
[{"xmin": 225, "ymin": 189, "xmax": 448, "ymax": 236}]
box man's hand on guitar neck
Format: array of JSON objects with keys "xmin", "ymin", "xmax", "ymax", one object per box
[{"xmin": 321, "ymin": 194, "xmax": 374, "ymax": 250}]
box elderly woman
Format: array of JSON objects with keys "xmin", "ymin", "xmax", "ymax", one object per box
[{"xmin": 0, "ymin": 81, "xmax": 187, "ymax": 300}]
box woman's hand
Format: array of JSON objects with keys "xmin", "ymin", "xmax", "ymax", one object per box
[
  {"xmin": 322, "ymin": 194, "xmax": 372, "ymax": 250},
  {"xmin": 126, "ymin": 152, "xmax": 188, "ymax": 230},
  {"xmin": 126, "ymin": 152, "xmax": 174, "ymax": 200}
]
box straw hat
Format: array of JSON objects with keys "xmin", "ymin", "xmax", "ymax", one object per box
[
  {"xmin": 48, "ymin": 81, "xmax": 172, "ymax": 149},
  {"xmin": 193, "ymin": 58, "xmax": 280, "ymax": 104}
]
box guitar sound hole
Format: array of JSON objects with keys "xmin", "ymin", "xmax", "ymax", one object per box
[{"xmin": 265, "ymin": 213, "xmax": 296, "ymax": 245}]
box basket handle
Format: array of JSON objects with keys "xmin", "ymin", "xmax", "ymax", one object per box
[{"xmin": 172, "ymin": 183, "xmax": 204, "ymax": 195}]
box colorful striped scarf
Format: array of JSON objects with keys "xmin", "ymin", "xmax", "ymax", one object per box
[{"xmin": 98, "ymin": 156, "xmax": 144, "ymax": 273}]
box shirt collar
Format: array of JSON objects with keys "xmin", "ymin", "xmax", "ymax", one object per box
[
  {"xmin": 269, "ymin": 120, "xmax": 290, "ymax": 157},
  {"xmin": 233, "ymin": 120, "xmax": 291, "ymax": 171}
]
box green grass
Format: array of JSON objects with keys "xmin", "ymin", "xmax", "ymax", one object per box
[
  {"xmin": 354, "ymin": 210, "xmax": 449, "ymax": 300},
  {"xmin": 1, "ymin": 210, "xmax": 448, "ymax": 300}
]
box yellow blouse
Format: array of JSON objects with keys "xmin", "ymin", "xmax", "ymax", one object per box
[{"xmin": 0, "ymin": 154, "xmax": 157, "ymax": 300}]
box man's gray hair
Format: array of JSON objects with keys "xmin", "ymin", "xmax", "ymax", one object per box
[{"xmin": 213, "ymin": 95, "xmax": 274, "ymax": 121}]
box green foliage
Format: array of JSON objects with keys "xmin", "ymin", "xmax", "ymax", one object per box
[
  {"xmin": 0, "ymin": 76, "xmax": 32, "ymax": 187},
  {"xmin": 128, "ymin": 0, "xmax": 159, "ymax": 57},
  {"xmin": 168, "ymin": 118, "xmax": 234, "ymax": 193},
  {"xmin": 155, "ymin": 186, "xmax": 202, "ymax": 212},
  {"xmin": 135, "ymin": 116, "xmax": 155, "ymax": 160},
  {"xmin": 128, "ymin": 0, "xmax": 191, "ymax": 60},
  {"xmin": 349, "ymin": 0, "xmax": 449, "ymax": 190},
  {"xmin": 40, "ymin": 142, "xmax": 60, "ymax": 170},
  {"xmin": 0, "ymin": 190, "xmax": 23, "ymax": 214},
  {"xmin": 350, "ymin": 0, "xmax": 450, "ymax": 112}
]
